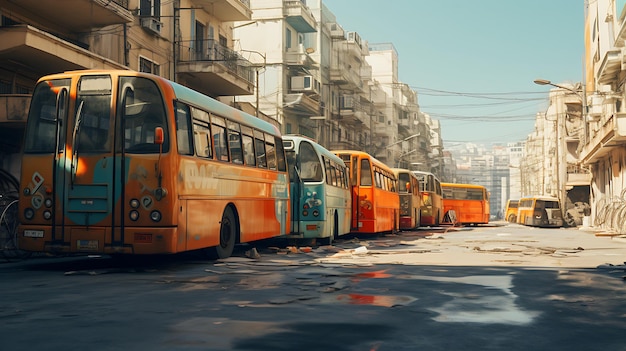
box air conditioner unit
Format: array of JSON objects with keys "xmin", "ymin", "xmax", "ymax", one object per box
[
  {"xmin": 141, "ymin": 17, "xmax": 162, "ymax": 35},
  {"xmin": 291, "ymin": 75, "xmax": 319, "ymax": 94}
]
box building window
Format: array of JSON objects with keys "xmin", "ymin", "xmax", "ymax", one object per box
[
  {"xmin": 140, "ymin": 0, "xmax": 161, "ymax": 18},
  {"xmin": 139, "ymin": 57, "xmax": 160, "ymax": 75},
  {"xmin": 286, "ymin": 28, "xmax": 292, "ymax": 49}
]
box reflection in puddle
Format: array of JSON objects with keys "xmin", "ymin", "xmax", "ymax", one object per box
[
  {"xmin": 336, "ymin": 293, "xmax": 417, "ymax": 307},
  {"xmin": 354, "ymin": 270, "xmax": 392, "ymax": 279},
  {"xmin": 404, "ymin": 274, "xmax": 540, "ymax": 325}
]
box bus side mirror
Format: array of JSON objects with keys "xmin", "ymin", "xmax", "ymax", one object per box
[{"xmin": 155, "ymin": 127, "xmax": 164, "ymax": 145}]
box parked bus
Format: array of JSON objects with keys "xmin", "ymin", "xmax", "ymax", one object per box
[
  {"xmin": 505, "ymin": 199, "xmax": 519, "ymax": 223},
  {"xmin": 441, "ymin": 183, "xmax": 490, "ymax": 225},
  {"xmin": 283, "ymin": 135, "xmax": 351, "ymax": 244},
  {"xmin": 18, "ymin": 70, "xmax": 290, "ymax": 258},
  {"xmin": 333, "ymin": 151, "xmax": 399, "ymax": 234},
  {"xmin": 516, "ymin": 196, "xmax": 563, "ymax": 228},
  {"xmin": 392, "ymin": 168, "xmax": 422, "ymax": 230},
  {"xmin": 411, "ymin": 171, "xmax": 443, "ymax": 226}
]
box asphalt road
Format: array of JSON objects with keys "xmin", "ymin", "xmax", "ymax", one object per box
[{"xmin": 2, "ymin": 222, "xmax": 626, "ymax": 351}]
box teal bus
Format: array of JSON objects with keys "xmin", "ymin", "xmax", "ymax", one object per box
[{"xmin": 283, "ymin": 135, "xmax": 351, "ymax": 245}]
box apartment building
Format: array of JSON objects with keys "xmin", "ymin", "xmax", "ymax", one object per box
[
  {"xmin": 0, "ymin": 0, "xmax": 446, "ymax": 193},
  {"xmin": 577, "ymin": 0, "xmax": 626, "ymax": 231}
]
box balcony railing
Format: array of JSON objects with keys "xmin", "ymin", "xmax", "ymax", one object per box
[{"xmin": 178, "ymin": 39, "xmax": 255, "ymax": 84}]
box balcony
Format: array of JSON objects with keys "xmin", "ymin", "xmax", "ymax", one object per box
[
  {"xmin": 580, "ymin": 112, "xmax": 626, "ymax": 164},
  {"xmin": 177, "ymin": 39, "xmax": 255, "ymax": 96},
  {"xmin": 284, "ymin": 1, "xmax": 317, "ymax": 33},
  {"xmin": 7, "ymin": 0, "xmax": 133, "ymax": 32},
  {"xmin": 328, "ymin": 23, "xmax": 345, "ymax": 39},
  {"xmin": 329, "ymin": 62, "xmax": 363, "ymax": 90},
  {"xmin": 596, "ymin": 49, "xmax": 622, "ymax": 85},
  {"xmin": 339, "ymin": 95, "xmax": 367, "ymax": 125},
  {"xmin": 283, "ymin": 93, "xmax": 321, "ymax": 115},
  {"xmin": 284, "ymin": 44, "xmax": 316, "ymax": 67},
  {"xmin": 566, "ymin": 165, "xmax": 592, "ymax": 186},
  {"xmin": 191, "ymin": 0, "xmax": 252, "ymax": 21},
  {"xmin": 0, "ymin": 25, "xmax": 127, "ymax": 78}
]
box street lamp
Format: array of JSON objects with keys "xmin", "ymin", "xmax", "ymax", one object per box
[{"xmin": 240, "ymin": 50, "xmax": 267, "ymax": 118}]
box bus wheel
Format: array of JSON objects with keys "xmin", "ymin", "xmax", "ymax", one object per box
[
  {"xmin": 209, "ymin": 207, "xmax": 238, "ymax": 259},
  {"xmin": 508, "ymin": 214, "xmax": 517, "ymax": 223}
]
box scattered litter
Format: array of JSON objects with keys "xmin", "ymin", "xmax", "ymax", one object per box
[
  {"xmin": 353, "ymin": 246, "xmax": 368, "ymax": 255},
  {"xmin": 245, "ymin": 247, "xmax": 261, "ymax": 259}
]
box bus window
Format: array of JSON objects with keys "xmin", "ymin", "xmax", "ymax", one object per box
[
  {"xmin": 254, "ymin": 130, "xmax": 267, "ymax": 168},
  {"xmin": 24, "ymin": 79, "xmax": 72, "ymax": 153},
  {"xmin": 228, "ymin": 121, "xmax": 243, "ymax": 164},
  {"xmin": 241, "ymin": 126, "xmax": 256, "ymax": 166},
  {"xmin": 77, "ymin": 76, "xmax": 112, "ymax": 152},
  {"xmin": 299, "ymin": 141, "xmax": 322, "ymax": 181},
  {"xmin": 275, "ymin": 138, "xmax": 287, "ymax": 172},
  {"xmin": 360, "ymin": 159, "xmax": 372, "ymax": 186},
  {"xmin": 120, "ymin": 76, "xmax": 168, "ymax": 153},
  {"xmin": 175, "ymin": 102, "xmax": 193, "ymax": 155},
  {"xmin": 265, "ymin": 134, "xmax": 277, "ymax": 170},
  {"xmin": 193, "ymin": 122, "xmax": 211, "ymax": 158},
  {"xmin": 212, "ymin": 116, "xmax": 229, "ymax": 162}
]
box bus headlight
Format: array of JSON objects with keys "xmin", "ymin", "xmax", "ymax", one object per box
[
  {"xmin": 129, "ymin": 210, "xmax": 139, "ymax": 221},
  {"xmin": 44, "ymin": 198, "xmax": 53, "ymax": 208},
  {"xmin": 150, "ymin": 210, "xmax": 162, "ymax": 222},
  {"xmin": 43, "ymin": 210, "xmax": 52, "ymax": 220},
  {"xmin": 24, "ymin": 208, "xmax": 35, "ymax": 220},
  {"xmin": 312, "ymin": 210, "xmax": 319, "ymax": 217}
]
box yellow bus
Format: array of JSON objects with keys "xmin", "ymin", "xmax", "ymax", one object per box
[
  {"xmin": 334, "ymin": 150, "xmax": 400, "ymax": 234},
  {"xmin": 412, "ymin": 171, "xmax": 443, "ymax": 226},
  {"xmin": 505, "ymin": 199, "xmax": 519, "ymax": 223},
  {"xmin": 516, "ymin": 196, "xmax": 563, "ymax": 228},
  {"xmin": 441, "ymin": 183, "xmax": 490, "ymax": 225},
  {"xmin": 392, "ymin": 168, "xmax": 422, "ymax": 230},
  {"xmin": 18, "ymin": 70, "xmax": 290, "ymax": 259}
]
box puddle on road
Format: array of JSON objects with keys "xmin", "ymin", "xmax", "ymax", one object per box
[{"xmin": 400, "ymin": 274, "xmax": 541, "ymax": 325}]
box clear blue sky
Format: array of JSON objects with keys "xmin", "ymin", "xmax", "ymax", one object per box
[{"xmin": 324, "ymin": 0, "xmax": 585, "ymax": 146}]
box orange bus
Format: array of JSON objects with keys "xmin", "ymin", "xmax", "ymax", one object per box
[
  {"xmin": 412, "ymin": 171, "xmax": 444, "ymax": 226},
  {"xmin": 392, "ymin": 168, "xmax": 422, "ymax": 230},
  {"xmin": 441, "ymin": 183, "xmax": 490, "ymax": 225},
  {"xmin": 18, "ymin": 70, "xmax": 290, "ymax": 259},
  {"xmin": 333, "ymin": 151, "xmax": 399, "ymax": 234}
]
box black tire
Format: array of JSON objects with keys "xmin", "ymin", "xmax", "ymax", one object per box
[
  {"xmin": 507, "ymin": 214, "xmax": 517, "ymax": 223},
  {"xmin": 208, "ymin": 207, "xmax": 238, "ymax": 259}
]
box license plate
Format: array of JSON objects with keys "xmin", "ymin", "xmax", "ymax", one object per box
[
  {"xmin": 77, "ymin": 240, "xmax": 99, "ymax": 251},
  {"xmin": 24, "ymin": 230, "xmax": 44, "ymax": 238}
]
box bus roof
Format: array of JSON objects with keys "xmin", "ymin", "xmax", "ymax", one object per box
[
  {"xmin": 520, "ymin": 195, "xmax": 560, "ymax": 201},
  {"xmin": 283, "ymin": 135, "xmax": 346, "ymax": 165},
  {"xmin": 441, "ymin": 182, "xmax": 487, "ymax": 189},
  {"xmin": 38, "ymin": 69, "xmax": 282, "ymax": 137}
]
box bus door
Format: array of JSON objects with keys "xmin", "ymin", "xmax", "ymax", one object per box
[
  {"xmin": 61, "ymin": 75, "xmax": 120, "ymax": 252},
  {"xmin": 285, "ymin": 146, "xmax": 301, "ymax": 234}
]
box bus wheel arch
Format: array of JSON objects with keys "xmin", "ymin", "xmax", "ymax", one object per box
[
  {"xmin": 208, "ymin": 205, "xmax": 239, "ymax": 259},
  {"xmin": 508, "ymin": 214, "xmax": 517, "ymax": 223}
]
